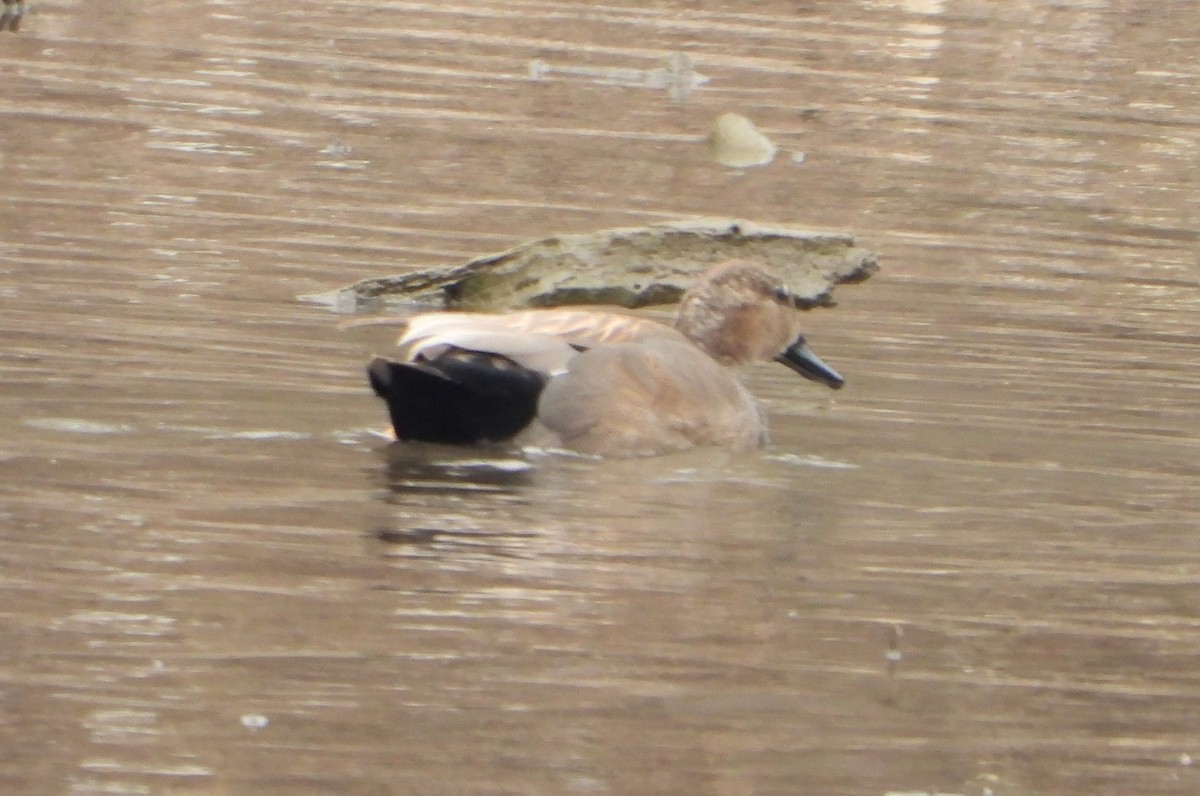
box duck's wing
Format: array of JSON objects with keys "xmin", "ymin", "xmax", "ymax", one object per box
[
  {"xmin": 407, "ymin": 330, "xmax": 579, "ymax": 374},
  {"xmin": 483, "ymin": 309, "xmax": 684, "ymax": 347},
  {"xmin": 395, "ymin": 309, "xmax": 686, "ymax": 371}
]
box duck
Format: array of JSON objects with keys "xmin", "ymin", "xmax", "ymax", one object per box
[{"xmin": 366, "ymin": 260, "xmax": 844, "ymax": 457}]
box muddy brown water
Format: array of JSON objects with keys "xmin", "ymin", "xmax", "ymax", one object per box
[{"xmin": 2, "ymin": 2, "xmax": 1199, "ymax": 794}]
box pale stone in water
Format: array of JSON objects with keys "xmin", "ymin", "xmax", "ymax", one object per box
[{"xmin": 707, "ymin": 112, "xmax": 777, "ymax": 167}]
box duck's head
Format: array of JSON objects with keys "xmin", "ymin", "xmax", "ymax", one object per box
[{"xmin": 675, "ymin": 260, "xmax": 844, "ymax": 389}]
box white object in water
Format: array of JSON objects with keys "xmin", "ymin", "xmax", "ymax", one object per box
[
  {"xmin": 707, "ymin": 112, "xmax": 777, "ymax": 168},
  {"xmin": 527, "ymin": 53, "xmax": 709, "ymax": 100}
]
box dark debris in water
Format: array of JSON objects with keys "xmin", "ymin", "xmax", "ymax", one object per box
[{"xmin": 1, "ymin": 0, "xmax": 25, "ymax": 32}]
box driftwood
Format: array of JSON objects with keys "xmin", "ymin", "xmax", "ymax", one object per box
[{"xmin": 311, "ymin": 219, "xmax": 878, "ymax": 313}]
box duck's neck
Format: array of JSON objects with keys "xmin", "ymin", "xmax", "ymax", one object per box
[{"xmin": 673, "ymin": 302, "xmax": 745, "ymax": 365}]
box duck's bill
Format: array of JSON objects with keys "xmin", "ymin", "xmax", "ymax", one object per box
[{"xmin": 774, "ymin": 338, "xmax": 845, "ymax": 389}]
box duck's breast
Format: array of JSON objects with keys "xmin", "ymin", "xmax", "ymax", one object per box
[{"xmin": 536, "ymin": 337, "xmax": 765, "ymax": 457}]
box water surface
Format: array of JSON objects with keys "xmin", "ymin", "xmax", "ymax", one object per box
[{"xmin": 2, "ymin": 2, "xmax": 1199, "ymax": 794}]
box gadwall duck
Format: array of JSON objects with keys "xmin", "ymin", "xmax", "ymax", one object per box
[{"xmin": 367, "ymin": 260, "xmax": 844, "ymax": 457}]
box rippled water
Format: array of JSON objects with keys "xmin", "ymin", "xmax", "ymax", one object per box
[{"xmin": 3, "ymin": 2, "xmax": 1199, "ymax": 794}]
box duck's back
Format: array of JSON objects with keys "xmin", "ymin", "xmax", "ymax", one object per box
[{"xmin": 397, "ymin": 308, "xmax": 686, "ymax": 369}]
